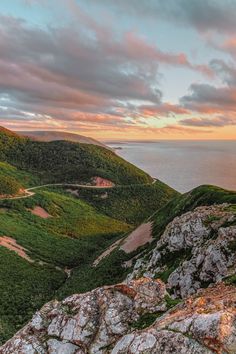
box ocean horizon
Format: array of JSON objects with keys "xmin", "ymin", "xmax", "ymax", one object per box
[{"xmin": 107, "ymin": 140, "xmax": 236, "ymax": 193}]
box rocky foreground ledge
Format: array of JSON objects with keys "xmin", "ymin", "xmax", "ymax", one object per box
[{"xmin": 0, "ymin": 278, "xmax": 235, "ymax": 354}]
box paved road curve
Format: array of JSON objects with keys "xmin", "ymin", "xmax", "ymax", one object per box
[
  {"xmin": 0, "ymin": 179, "xmax": 156, "ymax": 200},
  {"xmin": 0, "ymin": 183, "xmax": 115, "ymax": 200}
]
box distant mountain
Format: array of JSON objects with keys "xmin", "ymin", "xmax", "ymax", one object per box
[
  {"xmin": 17, "ymin": 130, "xmax": 111, "ymax": 150},
  {"xmin": 0, "ymin": 126, "xmax": 152, "ymax": 185}
]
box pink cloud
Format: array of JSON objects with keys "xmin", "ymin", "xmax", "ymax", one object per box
[
  {"xmin": 0, "ymin": 9, "xmax": 217, "ymax": 135},
  {"xmin": 180, "ymin": 115, "xmax": 236, "ymax": 127},
  {"xmin": 138, "ymin": 103, "xmax": 190, "ymax": 117}
]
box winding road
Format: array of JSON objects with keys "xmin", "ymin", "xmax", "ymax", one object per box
[
  {"xmin": 0, "ymin": 178, "xmax": 157, "ymax": 201},
  {"xmin": 0, "ymin": 183, "xmax": 115, "ymax": 200}
]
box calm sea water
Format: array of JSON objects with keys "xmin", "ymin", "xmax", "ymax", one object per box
[{"xmin": 108, "ymin": 141, "xmax": 236, "ymax": 193}]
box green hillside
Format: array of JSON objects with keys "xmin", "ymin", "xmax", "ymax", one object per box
[
  {"xmin": 151, "ymin": 184, "xmax": 236, "ymax": 241},
  {"xmin": 0, "ymin": 126, "xmax": 180, "ymax": 344},
  {"xmin": 0, "ymin": 162, "xmax": 39, "ymax": 187},
  {"xmin": 59, "ymin": 185, "xmax": 236, "ymax": 298},
  {"xmin": 72, "ymin": 180, "xmax": 178, "ymax": 225},
  {"xmin": 0, "ymin": 127, "xmax": 152, "ymax": 185},
  {"xmin": 0, "ymin": 188, "xmax": 130, "ymax": 344},
  {"xmin": 0, "ymin": 175, "xmax": 22, "ymax": 196}
]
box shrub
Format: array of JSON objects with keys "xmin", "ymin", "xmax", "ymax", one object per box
[{"xmin": 0, "ymin": 176, "xmax": 22, "ymax": 196}]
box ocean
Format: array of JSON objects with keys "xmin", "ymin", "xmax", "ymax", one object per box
[{"xmin": 107, "ymin": 140, "xmax": 236, "ymax": 193}]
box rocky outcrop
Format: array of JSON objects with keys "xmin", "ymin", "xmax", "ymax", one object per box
[
  {"xmin": 112, "ymin": 283, "xmax": 236, "ymax": 353},
  {"xmin": 129, "ymin": 204, "xmax": 236, "ymax": 298},
  {"xmin": 1, "ymin": 281, "xmax": 236, "ymax": 353},
  {"xmin": 0, "ymin": 278, "xmax": 167, "ymax": 354}
]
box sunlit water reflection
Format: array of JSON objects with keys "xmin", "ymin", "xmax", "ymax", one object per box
[{"xmin": 108, "ymin": 141, "xmax": 236, "ymax": 193}]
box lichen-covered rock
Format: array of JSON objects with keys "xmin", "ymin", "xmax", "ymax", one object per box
[
  {"xmin": 112, "ymin": 329, "xmax": 211, "ymax": 354},
  {"xmin": 0, "ymin": 278, "xmax": 167, "ymax": 354},
  {"xmin": 128, "ymin": 204, "xmax": 236, "ymax": 298},
  {"xmin": 1, "ymin": 280, "xmax": 236, "ymax": 353},
  {"xmin": 168, "ymin": 225, "xmax": 236, "ymax": 297},
  {"xmin": 112, "ymin": 283, "xmax": 236, "ymax": 354}
]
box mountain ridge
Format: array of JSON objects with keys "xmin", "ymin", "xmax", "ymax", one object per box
[
  {"xmin": 0, "ymin": 126, "xmax": 152, "ymax": 185},
  {"xmin": 16, "ymin": 130, "xmax": 111, "ymax": 150}
]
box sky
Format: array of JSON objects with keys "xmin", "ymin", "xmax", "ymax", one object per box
[{"xmin": 0, "ymin": 0, "xmax": 236, "ymax": 140}]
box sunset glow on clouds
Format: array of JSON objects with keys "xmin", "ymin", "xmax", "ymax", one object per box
[{"xmin": 0, "ymin": 0, "xmax": 236, "ymax": 139}]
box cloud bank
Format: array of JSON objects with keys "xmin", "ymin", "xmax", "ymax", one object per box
[{"xmin": 0, "ymin": 0, "xmax": 235, "ymax": 138}]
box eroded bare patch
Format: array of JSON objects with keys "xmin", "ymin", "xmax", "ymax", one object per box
[
  {"xmin": 30, "ymin": 206, "xmax": 52, "ymax": 219},
  {"xmin": 121, "ymin": 222, "xmax": 153, "ymax": 253},
  {"xmin": 0, "ymin": 236, "xmax": 33, "ymax": 262},
  {"xmin": 92, "ymin": 176, "xmax": 114, "ymax": 187}
]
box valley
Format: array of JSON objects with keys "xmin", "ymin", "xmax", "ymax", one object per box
[
  {"xmin": 0, "ymin": 127, "xmax": 178, "ymax": 345},
  {"xmin": 0, "ymin": 127, "xmax": 235, "ymax": 352}
]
